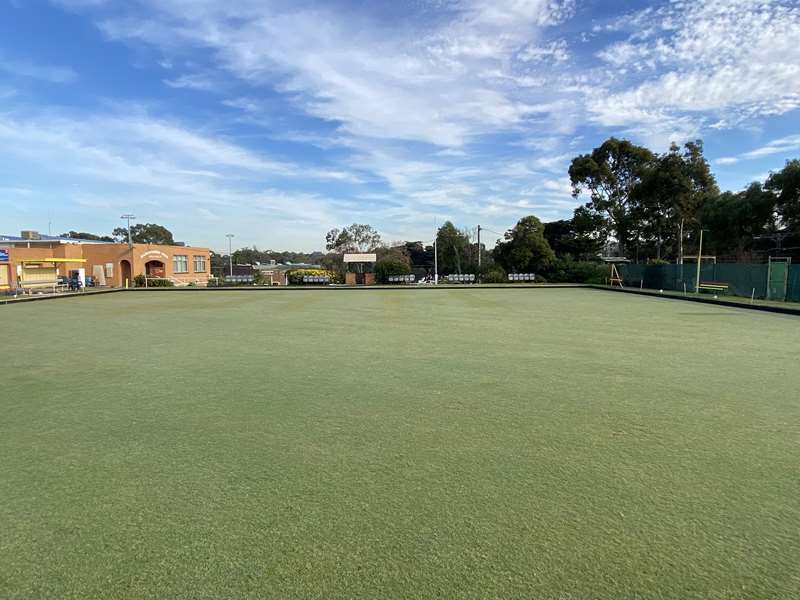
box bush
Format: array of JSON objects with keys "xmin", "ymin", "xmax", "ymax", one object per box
[
  {"xmin": 286, "ymin": 268, "xmax": 338, "ymax": 285},
  {"xmin": 481, "ymin": 268, "xmax": 507, "ymax": 283},
  {"xmin": 374, "ymin": 258, "xmax": 411, "ymax": 284},
  {"xmin": 133, "ymin": 274, "xmax": 174, "ymax": 288},
  {"xmin": 544, "ymin": 259, "xmax": 607, "ymax": 284}
]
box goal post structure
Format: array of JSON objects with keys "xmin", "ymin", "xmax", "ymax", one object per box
[
  {"xmin": 682, "ymin": 255, "xmax": 717, "ymax": 292},
  {"xmin": 767, "ymin": 257, "xmax": 792, "ymax": 301}
]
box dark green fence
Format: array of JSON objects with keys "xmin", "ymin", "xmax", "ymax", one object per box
[{"xmin": 620, "ymin": 263, "xmax": 800, "ymax": 302}]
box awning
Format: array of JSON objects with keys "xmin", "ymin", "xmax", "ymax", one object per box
[{"xmin": 21, "ymin": 258, "xmax": 87, "ymax": 264}]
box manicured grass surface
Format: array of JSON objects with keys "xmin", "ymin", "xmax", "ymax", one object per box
[
  {"xmin": 2, "ymin": 289, "xmax": 799, "ymax": 599},
  {"xmin": 607, "ymin": 285, "xmax": 800, "ymax": 314}
]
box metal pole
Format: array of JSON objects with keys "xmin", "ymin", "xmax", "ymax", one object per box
[
  {"xmin": 477, "ymin": 225, "xmax": 481, "ymax": 270},
  {"xmin": 679, "ymin": 219, "xmax": 684, "ymax": 291},
  {"xmin": 434, "ymin": 219, "xmax": 438, "ymax": 285},
  {"xmin": 695, "ymin": 229, "xmax": 703, "ymax": 293},
  {"xmin": 121, "ymin": 214, "xmax": 136, "ymax": 248},
  {"xmin": 226, "ymin": 234, "xmax": 234, "ymax": 277}
]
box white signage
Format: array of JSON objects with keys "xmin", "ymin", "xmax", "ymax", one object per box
[
  {"xmin": 343, "ymin": 253, "xmax": 377, "ymax": 263},
  {"xmin": 140, "ymin": 250, "xmax": 169, "ymax": 259}
]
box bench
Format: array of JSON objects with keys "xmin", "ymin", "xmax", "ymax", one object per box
[{"xmin": 698, "ymin": 282, "xmax": 729, "ymax": 294}]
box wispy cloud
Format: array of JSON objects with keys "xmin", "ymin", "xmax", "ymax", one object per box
[
  {"xmin": 0, "ymin": 54, "xmax": 78, "ymax": 83},
  {"xmin": 716, "ymin": 135, "xmax": 800, "ymax": 165},
  {"xmin": 94, "ymin": 0, "xmax": 578, "ymax": 147},
  {"xmin": 6, "ymin": 0, "xmax": 800, "ymax": 248},
  {"xmin": 588, "ymin": 1, "xmax": 800, "ymax": 146},
  {"xmin": 164, "ymin": 73, "xmax": 221, "ymax": 92}
]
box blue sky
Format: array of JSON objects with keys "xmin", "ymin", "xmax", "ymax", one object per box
[{"xmin": 1, "ymin": 0, "xmax": 800, "ymax": 252}]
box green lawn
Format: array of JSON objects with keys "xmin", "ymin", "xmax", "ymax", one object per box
[{"xmin": 2, "ymin": 289, "xmax": 798, "ymax": 599}]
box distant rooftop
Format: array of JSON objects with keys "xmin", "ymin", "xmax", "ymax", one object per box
[
  {"xmin": 253, "ymin": 262, "xmax": 322, "ymax": 271},
  {"xmin": 0, "ymin": 232, "xmax": 110, "ymax": 244}
]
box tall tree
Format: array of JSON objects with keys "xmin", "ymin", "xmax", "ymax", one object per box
[
  {"xmin": 405, "ymin": 241, "xmax": 435, "ymax": 273},
  {"xmin": 493, "ymin": 215, "xmax": 555, "ymax": 273},
  {"xmin": 375, "ymin": 244, "xmax": 411, "ymax": 265},
  {"xmin": 766, "ymin": 159, "xmax": 800, "ymax": 232},
  {"xmin": 61, "ymin": 231, "xmax": 115, "ymax": 242},
  {"xmin": 544, "ymin": 206, "xmax": 606, "ymax": 260},
  {"xmin": 632, "ymin": 141, "xmax": 718, "ymax": 260},
  {"xmin": 112, "ymin": 223, "xmax": 175, "ymax": 245},
  {"xmin": 569, "ymin": 137, "xmax": 654, "ymax": 256},
  {"xmin": 435, "ymin": 221, "xmax": 471, "ymax": 275},
  {"xmin": 325, "ymin": 224, "xmax": 382, "ymax": 253},
  {"xmin": 702, "ymin": 183, "xmax": 776, "ymax": 260}
]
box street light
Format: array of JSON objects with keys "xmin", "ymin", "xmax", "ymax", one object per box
[
  {"xmin": 120, "ymin": 214, "xmax": 136, "ymax": 248},
  {"xmin": 225, "ymin": 234, "xmax": 235, "ymax": 278},
  {"xmin": 433, "ymin": 218, "xmax": 438, "ymax": 285},
  {"xmin": 695, "ymin": 228, "xmax": 707, "ymax": 294}
]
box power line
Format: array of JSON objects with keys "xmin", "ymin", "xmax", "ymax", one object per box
[{"xmin": 481, "ymin": 227, "xmax": 505, "ymax": 238}]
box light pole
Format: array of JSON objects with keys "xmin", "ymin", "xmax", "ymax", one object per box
[
  {"xmin": 695, "ymin": 229, "xmax": 705, "ymax": 294},
  {"xmin": 225, "ymin": 234, "xmax": 234, "ymax": 278},
  {"xmin": 433, "ymin": 220, "xmax": 438, "ymax": 285},
  {"xmin": 120, "ymin": 214, "xmax": 136, "ymax": 248}
]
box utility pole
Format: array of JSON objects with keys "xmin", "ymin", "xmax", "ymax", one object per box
[
  {"xmin": 477, "ymin": 225, "xmax": 482, "ymax": 270},
  {"xmin": 695, "ymin": 229, "xmax": 704, "ymax": 293},
  {"xmin": 433, "ymin": 219, "xmax": 438, "ymax": 285},
  {"xmin": 120, "ymin": 214, "xmax": 136, "ymax": 248},
  {"xmin": 226, "ymin": 234, "xmax": 235, "ymax": 277}
]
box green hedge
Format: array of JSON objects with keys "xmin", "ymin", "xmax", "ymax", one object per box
[
  {"xmin": 133, "ymin": 274, "xmax": 174, "ymax": 288},
  {"xmin": 286, "ymin": 268, "xmax": 339, "ymax": 285},
  {"xmin": 481, "ymin": 268, "xmax": 507, "ymax": 283},
  {"xmin": 375, "ymin": 259, "xmax": 411, "ymax": 284},
  {"xmin": 543, "ymin": 259, "xmax": 607, "ymax": 284}
]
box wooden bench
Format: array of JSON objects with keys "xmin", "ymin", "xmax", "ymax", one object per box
[{"xmin": 698, "ymin": 282, "xmax": 729, "ymax": 294}]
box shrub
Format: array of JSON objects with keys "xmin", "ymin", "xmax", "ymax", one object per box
[
  {"xmin": 544, "ymin": 259, "xmax": 606, "ymax": 284},
  {"xmin": 286, "ymin": 268, "xmax": 338, "ymax": 285},
  {"xmin": 133, "ymin": 274, "xmax": 174, "ymax": 288},
  {"xmin": 374, "ymin": 258, "xmax": 411, "ymax": 284},
  {"xmin": 481, "ymin": 268, "xmax": 507, "ymax": 283}
]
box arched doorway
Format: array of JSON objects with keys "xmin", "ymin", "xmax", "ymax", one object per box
[
  {"xmin": 120, "ymin": 260, "xmax": 132, "ymax": 287},
  {"xmin": 145, "ymin": 260, "xmax": 165, "ymax": 278}
]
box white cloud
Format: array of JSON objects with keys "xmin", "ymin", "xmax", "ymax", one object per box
[
  {"xmin": 93, "ymin": 0, "xmax": 578, "ymax": 147},
  {"xmin": 20, "ymin": 0, "xmax": 800, "ymax": 246},
  {"xmin": 0, "ymin": 108, "xmax": 363, "ymax": 214},
  {"xmin": 163, "ymin": 73, "xmax": 220, "ymax": 91},
  {"xmin": 518, "ymin": 40, "xmax": 569, "ymax": 63},
  {"xmin": 0, "ymin": 55, "xmax": 78, "ymax": 83},
  {"xmin": 588, "ymin": 0, "xmax": 800, "ymax": 145},
  {"xmin": 715, "ymin": 135, "xmax": 800, "ymax": 165}
]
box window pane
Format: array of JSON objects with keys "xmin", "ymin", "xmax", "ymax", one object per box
[
  {"xmin": 193, "ymin": 255, "xmax": 206, "ymax": 272},
  {"xmin": 173, "ymin": 255, "xmax": 188, "ymax": 273}
]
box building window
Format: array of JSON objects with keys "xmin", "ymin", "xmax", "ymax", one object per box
[
  {"xmin": 193, "ymin": 255, "xmax": 206, "ymax": 272},
  {"xmin": 173, "ymin": 255, "xmax": 189, "ymax": 273}
]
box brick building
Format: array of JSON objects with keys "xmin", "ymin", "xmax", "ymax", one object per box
[{"xmin": 0, "ymin": 231, "xmax": 210, "ymax": 292}]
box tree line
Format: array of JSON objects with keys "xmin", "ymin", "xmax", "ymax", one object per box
[
  {"xmin": 568, "ymin": 138, "xmax": 799, "ymax": 263},
  {"xmin": 61, "ymin": 223, "xmax": 177, "ymax": 245},
  {"xmin": 315, "ymin": 140, "xmax": 800, "ymax": 283},
  {"xmin": 63, "ymin": 136, "xmax": 800, "ymax": 282}
]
